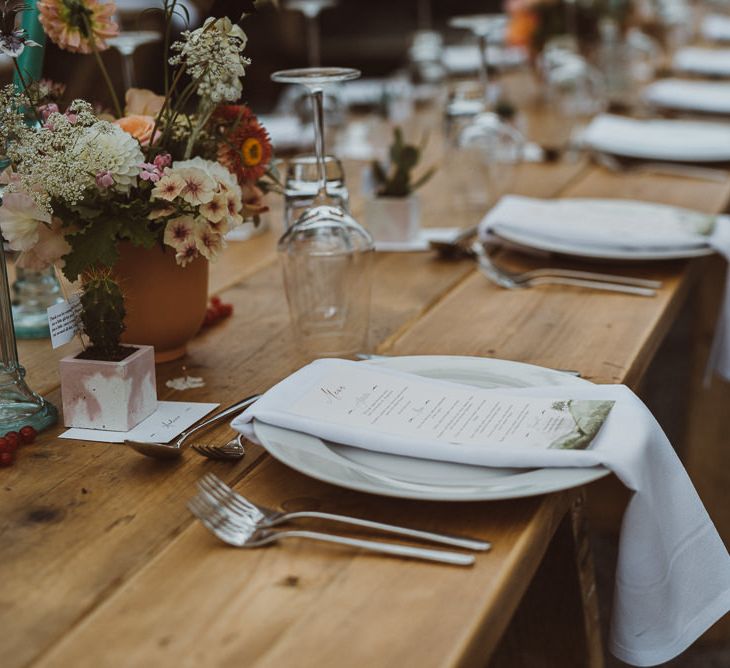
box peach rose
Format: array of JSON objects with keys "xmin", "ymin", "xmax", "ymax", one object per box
[
  {"xmin": 113, "ymin": 115, "xmax": 159, "ymax": 147},
  {"xmin": 125, "ymin": 88, "xmax": 165, "ymax": 116}
]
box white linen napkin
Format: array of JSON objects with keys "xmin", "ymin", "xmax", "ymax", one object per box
[
  {"xmin": 674, "ymin": 47, "xmax": 730, "ymax": 77},
  {"xmin": 478, "ymin": 195, "xmax": 730, "ymax": 382},
  {"xmin": 644, "ymin": 79, "xmax": 730, "ymax": 115},
  {"xmin": 702, "ymin": 14, "xmax": 730, "ymax": 42},
  {"xmin": 582, "ymin": 114, "xmax": 730, "ymax": 162},
  {"xmin": 232, "ymin": 358, "xmax": 730, "ymax": 667}
]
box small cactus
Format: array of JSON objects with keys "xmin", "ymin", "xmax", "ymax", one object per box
[
  {"xmin": 371, "ymin": 127, "xmax": 436, "ymax": 198},
  {"xmin": 79, "ymin": 270, "xmax": 127, "ymax": 361}
]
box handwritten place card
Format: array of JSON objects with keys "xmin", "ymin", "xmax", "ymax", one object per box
[
  {"xmin": 291, "ymin": 366, "xmax": 613, "ymax": 450},
  {"xmin": 60, "ymin": 401, "xmax": 219, "ymax": 444}
]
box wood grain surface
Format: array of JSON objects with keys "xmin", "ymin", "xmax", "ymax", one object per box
[{"xmin": 3, "ymin": 104, "xmax": 730, "ymax": 668}]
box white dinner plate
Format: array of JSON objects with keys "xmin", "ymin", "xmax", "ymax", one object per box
[
  {"xmin": 491, "ymin": 228, "xmax": 714, "ymax": 261},
  {"xmin": 582, "ymin": 115, "xmax": 730, "ymax": 163},
  {"xmin": 644, "ymin": 79, "xmax": 730, "ymax": 115},
  {"xmin": 253, "ymin": 356, "xmax": 610, "ymax": 501}
]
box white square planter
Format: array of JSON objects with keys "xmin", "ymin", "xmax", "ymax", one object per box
[
  {"xmin": 364, "ymin": 195, "xmax": 420, "ymax": 243},
  {"xmin": 60, "ymin": 345, "xmax": 158, "ymax": 431}
]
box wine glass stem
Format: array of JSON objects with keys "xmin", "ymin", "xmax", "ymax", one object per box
[
  {"xmin": 311, "ymin": 87, "xmax": 328, "ymax": 202},
  {"xmin": 478, "ymin": 33, "xmax": 490, "ymax": 107},
  {"xmin": 121, "ymin": 51, "xmax": 136, "ymax": 91},
  {"xmin": 307, "ymin": 15, "xmax": 320, "ymax": 67}
]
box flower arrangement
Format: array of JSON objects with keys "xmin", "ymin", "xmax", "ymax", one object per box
[
  {"xmin": 0, "ymin": 1, "xmax": 274, "ymax": 360},
  {"xmin": 505, "ymin": 0, "xmax": 630, "ymax": 58}
]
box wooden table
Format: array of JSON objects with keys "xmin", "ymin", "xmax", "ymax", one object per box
[{"xmin": 3, "ymin": 122, "xmax": 730, "ymax": 668}]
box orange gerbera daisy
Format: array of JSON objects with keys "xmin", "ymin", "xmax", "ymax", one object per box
[
  {"xmin": 38, "ymin": 0, "xmax": 118, "ymax": 54},
  {"xmin": 217, "ymin": 113, "xmax": 272, "ymax": 183}
]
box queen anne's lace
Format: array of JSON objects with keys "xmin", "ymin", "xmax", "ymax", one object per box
[{"xmin": 169, "ymin": 17, "xmax": 250, "ymax": 103}]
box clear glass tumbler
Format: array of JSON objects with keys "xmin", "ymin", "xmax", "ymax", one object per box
[
  {"xmin": 284, "ymin": 154, "xmax": 349, "ymax": 228},
  {"xmin": 272, "ymin": 67, "xmax": 374, "ymax": 357}
]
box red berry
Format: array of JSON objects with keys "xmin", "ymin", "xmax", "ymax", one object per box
[
  {"xmin": 0, "ymin": 437, "xmax": 10, "ymax": 454},
  {"xmin": 211, "ymin": 296, "xmax": 222, "ymax": 307},
  {"xmin": 220, "ymin": 304, "xmax": 233, "ymax": 317},
  {"xmin": 5, "ymin": 431, "xmax": 20, "ymax": 449},
  {"xmin": 0, "ymin": 451, "xmax": 14, "ymax": 467},
  {"xmin": 19, "ymin": 426, "xmax": 36, "ymax": 444}
]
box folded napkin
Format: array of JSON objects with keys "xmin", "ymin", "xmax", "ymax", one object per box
[
  {"xmin": 232, "ymin": 358, "xmax": 730, "ymax": 667},
  {"xmin": 644, "ymin": 79, "xmax": 730, "ymax": 115},
  {"xmin": 479, "ymin": 195, "xmax": 730, "ymax": 382},
  {"xmin": 582, "ymin": 114, "xmax": 730, "ymax": 162},
  {"xmin": 674, "ymin": 47, "xmax": 730, "ymax": 77},
  {"xmin": 702, "ymin": 14, "xmax": 730, "ymax": 42}
]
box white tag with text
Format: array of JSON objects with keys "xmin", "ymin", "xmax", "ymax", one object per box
[{"xmin": 47, "ymin": 295, "xmax": 82, "ymax": 349}]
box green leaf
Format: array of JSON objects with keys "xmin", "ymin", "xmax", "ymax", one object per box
[
  {"xmin": 410, "ymin": 165, "xmax": 437, "ymax": 192},
  {"xmin": 62, "ymin": 218, "xmax": 120, "ymax": 282},
  {"xmin": 117, "ymin": 217, "xmax": 158, "ymax": 249}
]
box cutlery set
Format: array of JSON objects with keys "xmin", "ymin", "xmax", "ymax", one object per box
[{"xmin": 188, "ymin": 473, "xmax": 490, "ymax": 566}]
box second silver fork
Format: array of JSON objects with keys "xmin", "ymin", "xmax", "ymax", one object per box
[
  {"xmin": 195, "ymin": 473, "xmax": 490, "ymax": 551},
  {"xmin": 470, "ymin": 242, "xmax": 659, "ymax": 297}
]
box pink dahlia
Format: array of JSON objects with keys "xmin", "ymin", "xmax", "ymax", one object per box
[{"xmin": 38, "ymin": 0, "xmax": 118, "ymax": 54}]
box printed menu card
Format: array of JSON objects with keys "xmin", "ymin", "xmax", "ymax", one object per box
[{"xmin": 289, "ymin": 365, "xmax": 614, "ymax": 450}]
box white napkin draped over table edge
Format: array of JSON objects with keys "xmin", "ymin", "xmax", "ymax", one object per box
[
  {"xmin": 231, "ymin": 358, "xmax": 730, "ymax": 667},
  {"xmin": 644, "ymin": 79, "xmax": 730, "ymax": 114},
  {"xmin": 478, "ymin": 195, "xmax": 730, "ymax": 383}
]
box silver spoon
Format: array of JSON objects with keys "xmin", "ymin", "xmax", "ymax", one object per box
[{"xmin": 124, "ymin": 395, "xmax": 260, "ymax": 460}]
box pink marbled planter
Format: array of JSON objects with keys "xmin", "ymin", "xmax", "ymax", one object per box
[{"xmin": 59, "ymin": 345, "xmax": 158, "ymax": 431}]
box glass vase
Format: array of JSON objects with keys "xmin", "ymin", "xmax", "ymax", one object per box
[
  {"xmin": 0, "ymin": 241, "xmax": 57, "ymax": 433},
  {"xmin": 12, "ymin": 266, "xmax": 64, "ymax": 339}
]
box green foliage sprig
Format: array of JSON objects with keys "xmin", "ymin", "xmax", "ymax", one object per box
[{"xmin": 371, "ymin": 127, "xmax": 436, "ymax": 198}]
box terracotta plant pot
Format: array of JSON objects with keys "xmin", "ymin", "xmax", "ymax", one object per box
[
  {"xmin": 364, "ymin": 195, "xmax": 421, "ymax": 243},
  {"xmin": 59, "ymin": 345, "xmax": 157, "ymax": 431},
  {"xmin": 113, "ymin": 243, "xmax": 208, "ymax": 363}
]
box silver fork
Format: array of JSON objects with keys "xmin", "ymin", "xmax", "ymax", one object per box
[
  {"xmin": 196, "ymin": 473, "xmax": 490, "ymax": 551},
  {"xmin": 188, "ymin": 495, "xmax": 476, "ymax": 566},
  {"xmin": 192, "ymin": 435, "xmax": 246, "ymax": 461},
  {"xmin": 470, "ymin": 242, "xmax": 658, "ymax": 297},
  {"xmin": 593, "ymin": 151, "xmax": 728, "ymax": 183}
]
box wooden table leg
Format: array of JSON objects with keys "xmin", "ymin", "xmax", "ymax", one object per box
[{"xmin": 489, "ymin": 492, "xmax": 604, "ymax": 668}]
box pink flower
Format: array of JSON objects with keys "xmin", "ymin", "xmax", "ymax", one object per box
[
  {"xmin": 176, "ymin": 167, "xmax": 216, "ymax": 206},
  {"xmin": 163, "ymin": 216, "xmax": 195, "ymax": 250},
  {"xmin": 125, "ymin": 88, "xmax": 165, "ymax": 116},
  {"xmin": 96, "ymin": 170, "xmax": 115, "ymax": 189},
  {"xmin": 200, "ymin": 194, "xmax": 228, "ymax": 224},
  {"xmin": 16, "ymin": 218, "xmax": 71, "ymax": 272},
  {"xmin": 39, "ymin": 103, "xmax": 59, "ymax": 122},
  {"xmin": 139, "ymin": 162, "xmax": 161, "ymax": 183},
  {"xmin": 152, "ymin": 171, "xmax": 185, "ymax": 201},
  {"xmin": 153, "ymin": 153, "xmax": 172, "ymax": 171},
  {"xmin": 38, "ymin": 0, "xmax": 118, "ymax": 55},
  {"xmin": 0, "ymin": 191, "xmax": 51, "ymax": 251}
]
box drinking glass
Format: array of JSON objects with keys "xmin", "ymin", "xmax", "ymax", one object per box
[
  {"xmin": 448, "ymin": 14, "xmax": 509, "ymax": 109},
  {"xmin": 284, "ymin": 154, "xmax": 349, "ymax": 228},
  {"xmin": 107, "ymin": 30, "xmax": 161, "ymax": 90},
  {"xmin": 12, "ymin": 267, "xmax": 64, "ymax": 339},
  {"xmin": 271, "ymin": 67, "xmax": 374, "ymax": 357},
  {"xmin": 446, "ymin": 112, "xmax": 524, "ymax": 216},
  {"xmin": 284, "ymin": 0, "xmax": 337, "ymax": 67}
]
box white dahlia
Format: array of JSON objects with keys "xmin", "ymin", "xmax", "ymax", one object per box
[{"xmin": 75, "ymin": 122, "xmax": 144, "ymax": 193}]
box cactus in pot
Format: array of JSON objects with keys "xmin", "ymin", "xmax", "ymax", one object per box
[{"xmin": 76, "ymin": 271, "xmax": 129, "ymax": 362}]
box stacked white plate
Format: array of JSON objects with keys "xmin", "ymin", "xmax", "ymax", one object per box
[
  {"xmin": 644, "ymin": 78, "xmax": 730, "ymax": 114},
  {"xmin": 673, "ymin": 47, "xmax": 730, "ymax": 77},
  {"xmin": 582, "ymin": 114, "xmax": 730, "ymax": 163},
  {"xmin": 701, "ymin": 13, "xmax": 730, "ymax": 42},
  {"xmin": 480, "ymin": 195, "xmax": 721, "ymax": 261}
]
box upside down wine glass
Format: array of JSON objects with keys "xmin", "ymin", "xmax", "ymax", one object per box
[
  {"xmin": 448, "ymin": 14, "xmax": 509, "ymax": 110},
  {"xmin": 271, "ymin": 67, "xmax": 374, "ymax": 357}
]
